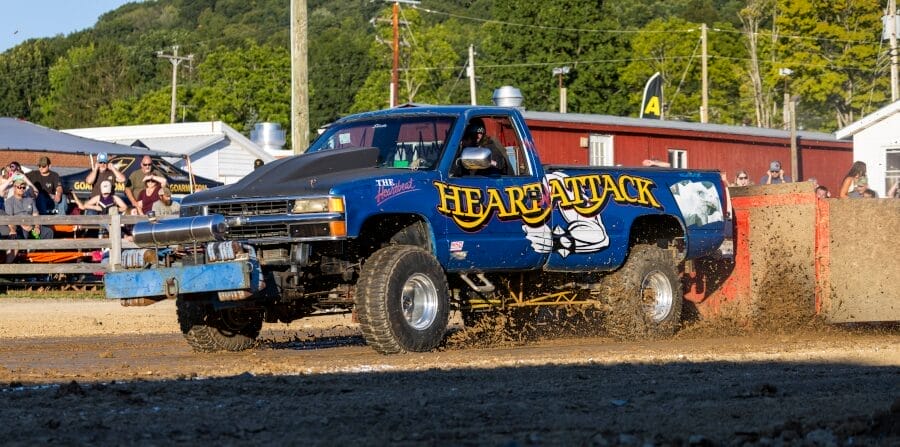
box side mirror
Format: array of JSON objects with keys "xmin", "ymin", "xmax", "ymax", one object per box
[{"xmin": 459, "ymin": 147, "xmax": 492, "ymax": 171}]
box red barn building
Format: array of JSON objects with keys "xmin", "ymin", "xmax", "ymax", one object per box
[{"xmin": 522, "ymin": 111, "xmax": 852, "ymax": 192}]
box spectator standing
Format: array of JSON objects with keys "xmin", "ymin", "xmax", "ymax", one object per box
[
  {"xmin": 815, "ymin": 185, "xmax": 830, "ymax": 199},
  {"xmin": 253, "ymin": 159, "xmax": 264, "ymax": 170},
  {"xmin": 151, "ymin": 187, "xmax": 181, "ymax": 216},
  {"xmin": 847, "ymin": 175, "xmax": 870, "ymax": 198},
  {"xmin": 85, "ymin": 153, "xmax": 126, "ymax": 199},
  {"xmin": 760, "ymin": 160, "xmax": 792, "ymax": 184},
  {"xmin": 26, "ymin": 156, "xmax": 66, "ymax": 215},
  {"xmin": 137, "ymin": 176, "xmax": 162, "ymax": 215},
  {"xmin": 838, "ymin": 161, "xmax": 866, "ymax": 199},
  {"xmin": 126, "ymin": 155, "xmax": 167, "ymax": 209}
]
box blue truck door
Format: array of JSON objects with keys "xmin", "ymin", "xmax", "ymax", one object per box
[
  {"xmin": 437, "ymin": 175, "xmax": 544, "ymax": 271},
  {"xmin": 435, "ymin": 115, "xmax": 545, "ymax": 271}
]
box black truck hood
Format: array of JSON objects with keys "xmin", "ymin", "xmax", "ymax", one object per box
[{"xmin": 184, "ymin": 146, "xmax": 380, "ymax": 204}]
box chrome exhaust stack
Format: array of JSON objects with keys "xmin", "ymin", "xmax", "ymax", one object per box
[{"xmin": 132, "ymin": 215, "xmax": 227, "ymax": 247}]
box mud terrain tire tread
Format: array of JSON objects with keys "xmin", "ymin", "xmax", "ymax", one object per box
[
  {"xmin": 601, "ymin": 244, "xmax": 682, "ymax": 340},
  {"xmin": 388, "ymin": 221, "xmax": 429, "ymax": 247},
  {"xmin": 356, "ymin": 245, "xmax": 450, "ymax": 354},
  {"xmin": 176, "ymin": 298, "xmax": 262, "ymax": 353}
]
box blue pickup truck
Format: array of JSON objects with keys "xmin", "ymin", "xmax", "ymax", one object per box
[{"xmin": 105, "ymin": 105, "xmax": 727, "ymax": 354}]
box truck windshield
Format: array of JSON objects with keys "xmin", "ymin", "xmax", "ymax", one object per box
[{"xmin": 307, "ymin": 115, "xmax": 455, "ymax": 170}]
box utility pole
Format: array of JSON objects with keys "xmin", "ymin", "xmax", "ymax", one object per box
[
  {"xmin": 380, "ymin": 1, "xmax": 419, "ymax": 107},
  {"xmin": 391, "ymin": 2, "xmax": 399, "ymax": 107},
  {"xmin": 890, "ymin": 0, "xmax": 898, "ymax": 101},
  {"xmin": 291, "ymin": 0, "xmax": 309, "ymax": 154},
  {"xmin": 467, "ymin": 45, "xmax": 477, "ymax": 105},
  {"xmin": 789, "ymin": 97, "xmax": 798, "ymax": 182},
  {"xmin": 156, "ymin": 46, "xmax": 193, "ymax": 124},
  {"xmin": 700, "ymin": 23, "xmax": 709, "ymax": 123},
  {"xmin": 553, "ymin": 66, "xmax": 570, "ymax": 113},
  {"xmin": 779, "ymin": 68, "xmax": 793, "ymax": 130}
]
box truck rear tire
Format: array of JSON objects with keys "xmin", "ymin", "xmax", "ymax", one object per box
[
  {"xmin": 356, "ymin": 245, "xmax": 450, "ymax": 354},
  {"xmin": 601, "ymin": 244, "xmax": 682, "ymax": 339},
  {"xmin": 176, "ymin": 298, "xmax": 263, "ymax": 352}
]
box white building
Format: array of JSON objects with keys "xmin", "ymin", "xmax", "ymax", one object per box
[
  {"xmin": 835, "ymin": 101, "xmax": 900, "ymax": 197},
  {"xmin": 64, "ymin": 122, "xmax": 290, "ymax": 184}
]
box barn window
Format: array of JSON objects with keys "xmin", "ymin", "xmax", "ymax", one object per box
[
  {"xmin": 886, "ymin": 148, "xmax": 900, "ymax": 192},
  {"xmin": 588, "ymin": 134, "xmax": 614, "ymax": 166},
  {"xmin": 668, "ymin": 149, "xmax": 687, "ymax": 168}
]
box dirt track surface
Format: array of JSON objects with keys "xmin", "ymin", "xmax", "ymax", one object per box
[{"xmin": 1, "ymin": 298, "xmax": 899, "ymax": 446}]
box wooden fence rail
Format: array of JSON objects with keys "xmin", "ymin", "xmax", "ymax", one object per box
[{"xmin": 0, "ymin": 214, "xmax": 147, "ymax": 275}]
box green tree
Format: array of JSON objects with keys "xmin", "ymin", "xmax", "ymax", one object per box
[
  {"xmin": 619, "ymin": 18, "xmax": 746, "ymax": 123},
  {"xmin": 606, "ymin": 0, "xmax": 745, "ymax": 31},
  {"xmin": 351, "ymin": 6, "xmax": 462, "ymax": 112},
  {"xmin": 0, "ymin": 40, "xmax": 60, "ymax": 120},
  {"xmin": 479, "ymin": 0, "xmax": 630, "ymax": 115},
  {"xmin": 309, "ymin": 15, "xmax": 376, "ymax": 127},
  {"xmin": 97, "ymin": 88, "xmax": 174, "ymax": 126},
  {"xmin": 191, "ymin": 43, "xmax": 291, "ymax": 134},
  {"xmin": 775, "ymin": 0, "xmax": 885, "ymax": 129},
  {"xmin": 739, "ymin": 0, "xmax": 777, "ymax": 127},
  {"xmin": 38, "ymin": 43, "xmax": 137, "ymax": 128}
]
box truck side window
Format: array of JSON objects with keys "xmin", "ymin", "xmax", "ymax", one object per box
[{"xmin": 453, "ymin": 116, "xmax": 530, "ymax": 178}]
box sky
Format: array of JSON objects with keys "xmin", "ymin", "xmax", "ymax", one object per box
[{"xmin": 0, "ymin": 0, "xmax": 136, "ymax": 52}]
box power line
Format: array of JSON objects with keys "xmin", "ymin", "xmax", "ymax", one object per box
[
  {"xmin": 711, "ymin": 26, "xmax": 881, "ymax": 46},
  {"xmin": 413, "ymin": 5, "xmax": 690, "ymax": 34},
  {"xmin": 415, "ymin": 5, "xmax": 884, "ymax": 47}
]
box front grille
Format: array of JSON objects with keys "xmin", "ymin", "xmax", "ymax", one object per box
[
  {"xmin": 201, "ymin": 199, "xmax": 340, "ymax": 241},
  {"xmin": 227, "ymin": 223, "xmax": 289, "ymax": 239},
  {"xmin": 207, "ymin": 200, "xmax": 293, "ymax": 217}
]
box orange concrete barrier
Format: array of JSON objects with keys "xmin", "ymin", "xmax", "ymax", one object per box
[
  {"xmin": 681, "ymin": 183, "xmax": 898, "ymax": 325},
  {"xmin": 684, "ymin": 182, "xmax": 817, "ymax": 323},
  {"xmin": 816, "ymin": 198, "xmax": 900, "ymax": 322}
]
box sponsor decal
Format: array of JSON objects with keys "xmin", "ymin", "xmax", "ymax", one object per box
[
  {"xmin": 450, "ymin": 240, "xmax": 464, "ymax": 252},
  {"xmin": 375, "ymin": 178, "xmax": 417, "ymax": 205},
  {"xmin": 669, "ymin": 180, "xmax": 723, "ymax": 227},
  {"xmin": 169, "ymin": 183, "xmax": 208, "ymax": 194},
  {"xmin": 72, "ymin": 180, "xmax": 206, "ymax": 194},
  {"xmin": 74, "ymin": 181, "xmax": 125, "ymax": 192}
]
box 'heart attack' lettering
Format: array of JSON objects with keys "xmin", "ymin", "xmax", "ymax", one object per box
[{"xmin": 434, "ymin": 173, "xmax": 661, "ymax": 231}]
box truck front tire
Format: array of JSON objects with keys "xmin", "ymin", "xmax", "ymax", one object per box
[
  {"xmin": 176, "ymin": 298, "xmax": 263, "ymax": 352},
  {"xmin": 356, "ymin": 245, "xmax": 450, "ymax": 354},
  {"xmin": 601, "ymin": 244, "xmax": 682, "ymax": 339}
]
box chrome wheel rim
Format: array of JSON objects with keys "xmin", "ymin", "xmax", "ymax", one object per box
[
  {"xmin": 400, "ymin": 273, "xmax": 439, "ymax": 330},
  {"xmin": 641, "ymin": 270, "xmax": 674, "ymax": 323}
]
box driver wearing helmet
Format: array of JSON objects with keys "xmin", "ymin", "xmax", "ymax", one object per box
[{"xmin": 459, "ymin": 118, "xmax": 510, "ymax": 176}]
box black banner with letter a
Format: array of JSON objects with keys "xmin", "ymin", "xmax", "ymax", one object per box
[{"xmin": 640, "ymin": 72, "xmax": 662, "ymax": 119}]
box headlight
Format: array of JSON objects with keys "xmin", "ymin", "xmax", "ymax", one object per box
[{"xmin": 292, "ymin": 197, "xmax": 344, "ymax": 214}]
